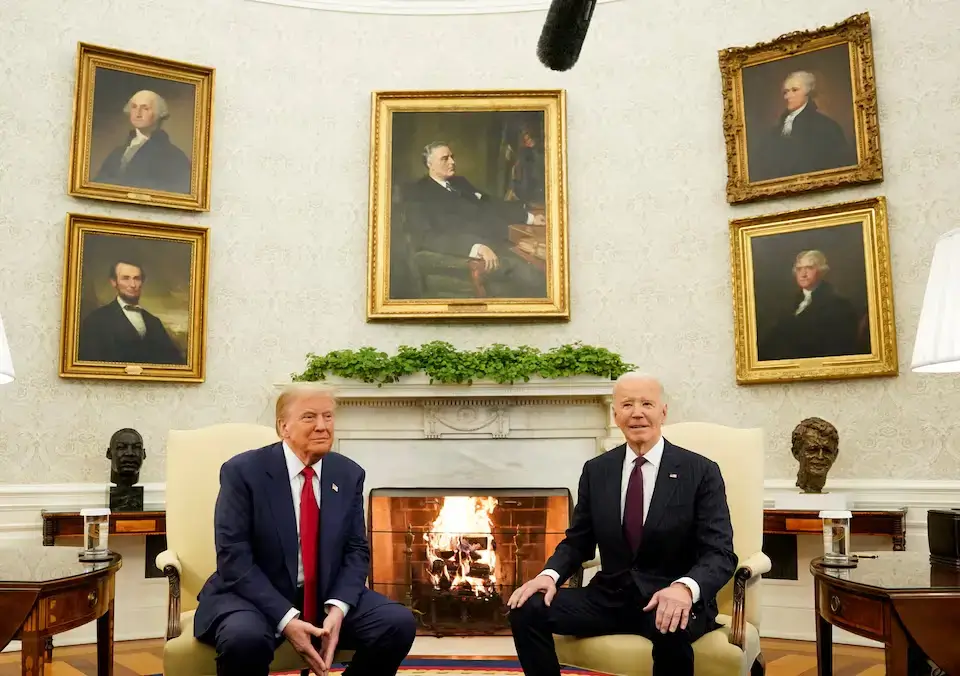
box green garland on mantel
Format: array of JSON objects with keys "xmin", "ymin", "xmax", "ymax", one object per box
[{"xmin": 292, "ymin": 341, "xmax": 636, "ymax": 386}]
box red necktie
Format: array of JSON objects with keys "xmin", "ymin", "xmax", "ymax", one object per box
[
  {"xmin": 299, "ymin": 466, "xmax": 320, "ymax": 623},
  {"xmin": 623, "ymin": 456, "xmax": 646, "ymax": 552}
]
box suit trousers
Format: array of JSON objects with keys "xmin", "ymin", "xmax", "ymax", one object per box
[
  {"xmin": 203, "ymin": 588, "xmax": 416, "ymax": 676},
  {"xmin": 509, "ymin": 582, "xmax": 712, "ymax": 676}
]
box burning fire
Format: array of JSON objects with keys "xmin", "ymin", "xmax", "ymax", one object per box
[{"xmin": 424, "ymin": 496, "xmax": 499, "ymax": 597}]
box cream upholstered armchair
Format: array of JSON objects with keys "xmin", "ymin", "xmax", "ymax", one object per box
[
  {"xmin": 554, "ymin": 422, "xmax": 772, "ymax": 676},
  {"xmin": 156, "ymin": 423, "xmax": 354, "ymax": 675}
]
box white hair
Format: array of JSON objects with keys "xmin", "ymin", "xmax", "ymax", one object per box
[
  {"xmin": 794, "ymin": 249, "xmax": 830, "ymax": 274},
  {"xmin": 123, "ymin": 90, "xmax": 170, "ymax": 121},
  {"xmin": 613, "ymin": 372, "xmax": 666, "ymax": 401},
  {"xmin": 784, "ymin": 70, "xmax": 816, "ymax": 95},
  {"xmin": 422, "ymin": 141, "xmax": 450, "ymax": 167}
]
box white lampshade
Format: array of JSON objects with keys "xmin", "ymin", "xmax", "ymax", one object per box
[
  {"xmin": 911, "ymin": 227, "xmax": 960, "ymax": 373},
  {"xmin": 0, "ymin": 311, "xmax": 13, "ymax": 385}
]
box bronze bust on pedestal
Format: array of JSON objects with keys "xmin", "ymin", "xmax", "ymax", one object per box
[
  {"xmin": 791, "ymin": 417, "xmax": 839, "ymax": 493},
  {"xmin": 106, "ymin": 428, "xmax": 146, "ymax": 511}
]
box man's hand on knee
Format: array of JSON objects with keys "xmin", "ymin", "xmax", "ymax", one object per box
[
  {"xmin": 643, "ymin": 583, "xmax": 693, "ymax": 633},
  {"xmin": 507, "ymin": 574, "xmax": 557, "ymax": 609},
  {"xmin": 282, "ymin": 617, "xmax": 329, "ymax": 674}
]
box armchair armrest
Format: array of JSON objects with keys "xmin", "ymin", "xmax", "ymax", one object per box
[
  {"xmin": 156, "ymin": 549, "xmax": 183, "ymax": 640},
  {"xmin": 581, "ymin": 548, "xmax": 601, "ymax": 570},
  {"xmin": 729, "ymin": 551, "xmax": 771, "ymax": 650}
]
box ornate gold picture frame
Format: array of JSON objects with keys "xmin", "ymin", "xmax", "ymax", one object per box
[
  {"xmin": 59, "ymin": 213, "xmax": 209, "ymax": 383},
  {"xmin": 68, "ymin": 43, "xmax": 215, "ymax": 211},
  {"xmin": 367, "ymin": 90, "xmax": 569, "ymax": 321},
  {"xmin": 730, "ymin": 196, "xmax": 897, "ymax": 385},
  {"xmin": 719, "ymin": 13, "xmax": 882, "ymax": 204}
]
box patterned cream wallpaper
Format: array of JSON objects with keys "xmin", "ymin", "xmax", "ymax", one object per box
[{"xmin": 0, "ymin": 0, "xmax": 958, "ymax": 484}]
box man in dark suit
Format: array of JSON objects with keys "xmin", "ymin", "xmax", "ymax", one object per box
[
  {"xmin": 401, "ymin": 141, "xmax": 547, "ymax": 297},
  {"xmin": 508, "ymin": 374, "xmax": 736, "ymax": 676},
  {"xmin": 749, "ymin": 70, "xmax": 859, "ymax": 182},
  {"xmin": 194, "ymin": 386, "xmax": 417, "ymax": 675},
  {"xmin": 757, "ymin": 249, "xmax": 864, "ymax": 361},
  {"xmin": 77, "ymin": 260, "xmax": 185, "ymax": 365},
  {"xmin": 94, "ymin": 89, "xmax": 192, "ymax": 194}
]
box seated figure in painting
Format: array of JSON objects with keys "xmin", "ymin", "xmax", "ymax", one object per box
[
  {"xmin": 749, "ymin": 71, "xmax": 858, "ymax": 182},
  {"xmin": 397, "ymin": 141, "xmax": 547, "ymax": 299},
  {"xmin": 757, "ymin": 250, "xmax": 864, "ymax": 362},
  {"xmin": 94, "ymin": 89, "xmax": 192, "ymax": 194}
]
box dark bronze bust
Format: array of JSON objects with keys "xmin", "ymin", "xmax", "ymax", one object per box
[
  {"xmin": 106, "ymin": 428, "xmax": 145, "ymax": 511},
  {"xmin": 791, "ymin": 417, "xmax": 839, "ymax": 493}
]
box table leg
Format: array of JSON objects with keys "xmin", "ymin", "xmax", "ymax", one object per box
[
  {"xmin": 19, "ymin": 633, "xmax": 48, "ymax": 676},
  {"xmin": 885, "ymin": 612, "xmax": 911, "ymax": 676},
  {"xmin": 97, "ymin": 597, "xmax": 115, "ymax": 676},
  {"xmin": 43, "ymin": 636, "xmax": 53, "ymax": 662},
  {"xmin": 814, "ymin": 582, "xmax": 832, "ymax": 676}
]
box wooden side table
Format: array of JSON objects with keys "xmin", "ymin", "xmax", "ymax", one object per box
[
  {"xmin": 811, "ymin": 551, "xmax": 960, "ymax": 675},
  {"xmin": 764, "ymin": 508, "xmax": 907, "ymax": 550},
  {"xmin": 41, "ymin": 509, "xmax": 166, "ymax": 546},
  {"xmin": 0, "ymin": 545, "xmax": 122, "ymax": 675}
]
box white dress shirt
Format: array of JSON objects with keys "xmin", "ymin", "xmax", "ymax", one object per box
[
  {"xmin": 540, "ymin": 436, "xmax": 702, "ymax": 604},
  {"xmin": 117, "ymin": 297, "xmax": 147, "ymax": 337},
  {"xmin": 781, "ymin": 102, "xmax": 807, "ymax": 136},
  {"xmin": 276, "ymin": 442, "xmax": 350, "ymax": 634},
  {"xmin": 795, "ymin": 288, "xmax": 814, "ymax": 315}
]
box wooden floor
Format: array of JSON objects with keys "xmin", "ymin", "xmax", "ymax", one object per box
[{"xmin": 0, "ymin": 637, "xmax": 884, "ymax": 675}]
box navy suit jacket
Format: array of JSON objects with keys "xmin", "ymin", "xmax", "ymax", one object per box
[
  {"xmin": 543, "ymin": 440, "xmax": 737, "ymax": 627},
  {"xmin": 194, "ymin": 443, "xmax": 370, "ymax": 639}
]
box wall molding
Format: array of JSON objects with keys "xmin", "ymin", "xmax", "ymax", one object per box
[{"xmin": 245, "ymin": 0, "xmax": 620, "ymax": 15}]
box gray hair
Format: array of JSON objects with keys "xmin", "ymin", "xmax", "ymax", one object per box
[
  {"xmin": 613, "ymin": 372, "xmax": 667, "ymax": 402},
  {"xmin": 123, "ymin": 90, "xmax": 170, "ymax": 122},
  {"xmin": 422, "ymin": 141, "xmax": 450, "ymax": 167},
  {"xmin": 784, "ymin": 70, "xmax": 816, "ymax": 96},
  {"xmin": 794, "ymin": 249, "xmax": 830, "ymax": 274}
]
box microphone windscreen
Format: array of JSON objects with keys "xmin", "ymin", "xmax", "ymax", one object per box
[{"xmin": 536, "ymin": 0, "xmax": 597, "ymax": 71}]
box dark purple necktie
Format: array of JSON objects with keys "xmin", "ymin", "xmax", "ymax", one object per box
[{"xmin": 623, "ymin": 456, "xmax": 646, "ymax": 552}]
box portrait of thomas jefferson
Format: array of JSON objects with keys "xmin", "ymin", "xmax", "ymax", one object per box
[
  {"xmin": 754, "ymin": 244, "xmax": 870, "ymax": 362},
  {"xmin": 88, "ymin": 69, "xmax": 196, "ymax": 195},
  {"xmin": 75, "ymin": 233, "xmax": 193, "ymax": 366},
  {"xmin": 742, "ymin": 44, "xmax": 859, "ymax": 183},
  {"xmin": 388, "ymin": 110, "xmax": 550, "ymax": 301}
]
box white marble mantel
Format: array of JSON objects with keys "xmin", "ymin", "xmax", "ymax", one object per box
[{"xmin": 270, "ymin": 375, "xmax": 625, "ymax": 452}]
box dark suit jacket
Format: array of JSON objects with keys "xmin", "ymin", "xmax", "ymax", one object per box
[
  {"xmin": 402, "ymin": 175, "xmax": 529, "ymax": 258},
  {"xmin": 194, "ymin": 444, "xmax": 372, "ymax": 638},
  {"xmin": 749, "ymin": 100, "xmax": 858, "ymax": 182},
  {"xmin": 77, "ymin": 301, "xmax": 185, "ymax": 365},
  {"xmin": 757, "ymin": 281, "xmax": 864, "ymax": 361},
  {"xmin": 95, "ymin": 129, "xmax": 192, "ymax": 194},
  {"xmin": 543, "ymin": 441, "xmax": 736, "ymax": 628}
]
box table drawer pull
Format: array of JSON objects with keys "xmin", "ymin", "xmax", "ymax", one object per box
[
  {"xmin": 88, "ymin": 591, "xmax": 98, "ymax": 606},
  {"xmin": 830, "ymin": 595, "xmax": 841, "ymax": 613}
]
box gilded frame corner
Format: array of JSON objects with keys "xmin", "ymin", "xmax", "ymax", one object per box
[
  {"xmin": 67, "ymin": 42, "xmax": 216, "ymax": 212},
  {"xmin": 59, "ymin": 213, "xmax": 210, "ymax": 383},
  {"xmin": 366, "ymin": 89, "xmax": 570, "ymax": 321},
  {"xmin": 730, "ymin": 196, "xmax": 898, "ymax": 385},
  {"xmin": 719, "ymin": 13, "xmax": 883, "ymax": 204}
]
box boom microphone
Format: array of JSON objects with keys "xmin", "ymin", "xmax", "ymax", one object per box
[{"xmin": 536, "ymin": 0, "xmax": 598, "ymax": 71}]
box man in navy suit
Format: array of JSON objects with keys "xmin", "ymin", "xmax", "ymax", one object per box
[
  {"xmin": 194, "ymin": 386, "xmax": 416, "ymax": 675},
  {"xmin": 507, "ymin": 373, "xmax": 736, "ymax": 676}
]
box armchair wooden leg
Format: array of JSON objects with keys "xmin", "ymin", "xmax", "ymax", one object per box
[{"xmin": 750, "ymin": 652, "xmax": 766, "ymax": 676}]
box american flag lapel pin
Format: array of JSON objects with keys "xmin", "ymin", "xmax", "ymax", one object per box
[
  {"xmin": 669, "ymin": 473, "xmax": 678, "ymax": 479},
  {"xmin": 332, "ymin": 483, "xmax": 339, "ymax": 493}
]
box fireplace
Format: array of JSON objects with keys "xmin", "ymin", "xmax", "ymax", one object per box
[{"xmin": 367, "ymin": 487, "xmax": 573, "ymax": 636}]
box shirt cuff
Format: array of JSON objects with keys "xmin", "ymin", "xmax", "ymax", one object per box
[
  {"xmin": 325, "ymin": 599, "xmax": 351, "ymax": 618},
  {"xmin": 538, "ymin": 569, "xmax": 560, "ymax": 584},
  {"xmin": 469, "ymin": 243, "xmax": 482, "ymax": 258},
  {"xmin": 526, "ymin": 212, "xmax": 535, "ymax": 225},
  {"xmin": 276, "ymin": 607, "xmax": 300, "ymax": 636},
  {"xmin": 674, "ymin": 577, "xmax": 701, "ymax": 604}
]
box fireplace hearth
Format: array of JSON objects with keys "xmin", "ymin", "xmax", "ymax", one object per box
[{"xmin": 368, "ymin": 488, "xmax": 572, "ymax": 636}]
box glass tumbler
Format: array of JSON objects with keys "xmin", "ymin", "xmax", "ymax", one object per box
[
  {"xmin": 819, "ymin": 510, "xmax": 853, "ymax": 565},
  {"xmin": 79, "ymin": 507, "xmax": 112, "ymax": 561}
]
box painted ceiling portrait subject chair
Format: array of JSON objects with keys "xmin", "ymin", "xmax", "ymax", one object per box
[
  {"xmin": 554, "ymin": 422, "xmax": 772, "ymax": 676},
  {"xmin": 156, "ymin": 423, "xmax": 354, "ymax": 675}
]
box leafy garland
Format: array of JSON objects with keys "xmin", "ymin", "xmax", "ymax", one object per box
[{"xmin": 292, "ymin": 341, "xmax": 636, "ymax": 385}]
